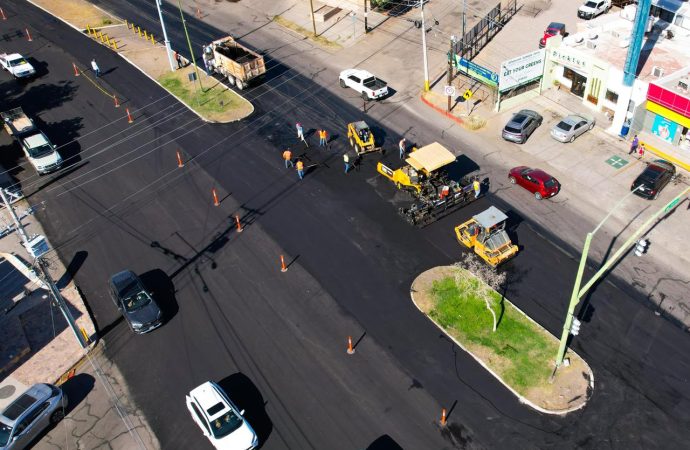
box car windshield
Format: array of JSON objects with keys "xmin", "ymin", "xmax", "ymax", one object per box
[
  {"xmin": 27, "ymin": 143, "xmax": 54, "ymax": 158},
  {"xmin": 209, "ymin": 410, "xmax": 243, "ymax": 438},
  {"xmin": 544, "ymin": 178, "xmax": 557, "ymax": 188},
  {"xmin": 585, "ymin": 1, "xmax": 597, "ymax": 7},
  {"xmin": 362, "ymin": 77, "xmax": 378, "ymax": 87},
  {"xmin": 0, "ymin": 423, "xmax": 12, "ymax": 446},
  {"xmin": 504, "ymin": 125, "xmax": 522, "ymax": 134},
  {"xmin": 9, "ymin": 58, "xmax": 28, "ymax": 67},
  {"xmin": 556, "ymin": 121, "xmax": 571, "ymax": 131},
  {"xmin": 123, "ymin": 291, "xmax": 151, "ymax": 312}
]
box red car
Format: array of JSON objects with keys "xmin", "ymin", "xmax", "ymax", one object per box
[{"xmin": 509, "ymin": 166, "xmax": 560, "ymax": 199}]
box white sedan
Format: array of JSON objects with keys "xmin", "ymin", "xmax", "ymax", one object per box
[{"xmin": 185, "ymin": 381, "xmax": 258, "ymax": 449}]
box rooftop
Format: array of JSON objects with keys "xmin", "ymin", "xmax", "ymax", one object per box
[
  {"xmin": 653, "ymin": 65, "xmax": 690, "ymax": 96},
  {"xmin": 566, "ymin": 4, "xmax": 690, "ymax": 81}
]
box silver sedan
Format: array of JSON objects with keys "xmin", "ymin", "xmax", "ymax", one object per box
[{"xmin": 550, "ymin": 114, "xmax": 595, "ymax": 143}]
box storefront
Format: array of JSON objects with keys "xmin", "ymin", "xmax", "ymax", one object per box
[{"xmin": 639, "ymin": 76, "xmax": 690, "ymax": 170}]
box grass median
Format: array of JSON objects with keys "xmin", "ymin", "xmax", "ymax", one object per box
[
  {"xmin": 158, "ymin": 67, "xmax": 253, "ymax": 122},
  {"xmin": 413, "ymin": 265, "xmax": 592, "ymax": 412}
]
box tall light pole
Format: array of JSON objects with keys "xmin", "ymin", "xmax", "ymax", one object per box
[
  {"xmin": 555, "ymin": 185, "xmax": 690, "ymax": 366},
  {"xmin": 155, "ymin": 0, "xmax": 176, "ymax": 71},
  {"xmin": 421, "ymin": 0, "xmax": 430, "ymax": 91},
  {"xmin": 0, "ymin": 189, "xmax": 88, "ymax": 349},
  {"xmin": 177, "ymin": 0, "xmax": 203, "ymax": 91}
]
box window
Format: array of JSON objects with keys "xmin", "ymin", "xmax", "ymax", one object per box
[
  {"xmin": 675, "ymin": 15, "xmax": 690, "ymax": 30},
  {"xmin": 348, "ymin": 76, "xmax": 360, "ymax": 83},
  {"xmin": 190, "ymin": 403, "xmax": 209, "ymax": 434},
  {"xmin": 605, "ymin": 90, "xmax": 619, "ymax": 103}
]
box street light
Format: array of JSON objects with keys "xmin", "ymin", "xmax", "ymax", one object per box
[{"xmin": 555, "ymin": 184, "xmax": 690, "ymax": 367}]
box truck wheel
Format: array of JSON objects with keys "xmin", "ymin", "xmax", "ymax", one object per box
[
  {"xmin": 361, "ymin": 92, "xmax": 369, "ymax": 101},
  {"xmin": 509, "ymin": 176, "xmax": 516, "ymax": 184},
  {"xmin": 236, "ymin": 79, "xmax": 245, "ymax": 90},
  {"xmin": 355, "ymin": 144, "xmax": 361, "ymax": 154},
  {"xmin": 535, "ymin": 192, "xmax": 543, "ymax": 200},
  {"xmin": 339, "ymin": 79, "xmax": 346, "ymax": 88},
  {"xmin": 349, "ymin": 137, "xmax": 354, "ymax": 147},
  {"xmin": 227, "ymin": 75, "xmax": 235, "ymax": 86}
]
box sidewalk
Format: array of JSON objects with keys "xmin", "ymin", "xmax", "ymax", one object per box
[{"xmin": 0, "ymin": 198, "xmax": 96, "ymax": 402}]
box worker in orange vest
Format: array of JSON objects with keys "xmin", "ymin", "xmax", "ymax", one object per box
[
  {"xmin": 296, "ymin": 159, "xmax": 305, "ymax": 180},
  {"xmin": 318, "ymin": 129, "xmax": 327, "ymax": 147},
  {"xmin": 282, "ymin": 149, "xmax": 293, "ymax": 168}
]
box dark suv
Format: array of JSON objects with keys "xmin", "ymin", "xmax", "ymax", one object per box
[
  {"xmin": 502, "ymin": 110, "xmax": 543, "ymax": 144},
  {"xmin": 109, "ymin": 270, "xmax": 163, "ymax": 334},
  {"xmin": 631, "ymin": 159, "xmax": 676, "ymax": 200}
]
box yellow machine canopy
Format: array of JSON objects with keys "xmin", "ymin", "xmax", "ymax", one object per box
[{"xmin": 405, "ymin": 142, "xmax": 456, "ymax": 173}]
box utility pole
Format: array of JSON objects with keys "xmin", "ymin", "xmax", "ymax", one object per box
[
  {"xmin": 155, "ymin": 0, "xmax": 176, "ymax": 71},
  {"xmin": 177, "ymin": 0, "xmax": 203, "ymax": 91},
  {"xmin": 0, "ymin": 189, "xmax": 88, "ymax": 349},
  {"xmin": 421, "ymin": 0, "xmax": 430, "ymax": 91},
  {"xmin": 309, "ymin": 0, "xmax": 317, "ymax": 36},
  {"xmin": 447, "ymin": 36, "xmax": 457, "ymax": 112},
  {"xmin": 364, "ymin": 0, "xmax": 368, "ymax": 34},
  {"xmin": 555, "ymin": 185, "xmax": 690, "ymax": 367},
  {"xmin": 462, "ymin": 0, "xmax": 466, "ymax": 44}
]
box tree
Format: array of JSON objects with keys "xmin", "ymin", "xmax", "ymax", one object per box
[{"xmin": 454, "ymin": 254, "xmax": 507, "ymax": 332}]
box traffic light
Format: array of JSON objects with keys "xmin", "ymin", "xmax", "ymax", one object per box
[
  {"xmin": 634, "ymin": 238, "xmax": 649, "ymax": 257},
  {"xmin": 570, "ymin": 318, "xmax": 582, "ymax": 336}
]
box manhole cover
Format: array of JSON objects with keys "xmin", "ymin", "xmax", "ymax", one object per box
[{"xmin": 0, "ymin": 385, "xmax": 16, "ymax": 399}]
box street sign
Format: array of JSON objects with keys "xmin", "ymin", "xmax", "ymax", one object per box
[
  {"xmin": 664, "ymin": 197, "xmax": 681, "ymax": 213},
  {"xmin": 444, "ymin": 85, "xmax": 456, "ymax": 96},
  {"xmin": 463, "ymin": 89, "xmax": 473, "ymax": 100}
]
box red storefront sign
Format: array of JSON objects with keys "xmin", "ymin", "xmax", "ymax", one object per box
[{"xmin": 647, "ymin": 83, "xmax": 690, "ymax": 117}]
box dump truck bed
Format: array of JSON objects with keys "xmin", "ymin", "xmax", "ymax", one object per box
[{"xmin": 211, "ymin": 36, "xmax": 266, "ymax": 84}]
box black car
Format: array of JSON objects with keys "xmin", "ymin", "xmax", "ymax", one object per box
[
  {"xmin": 502, "ymin": 109, "xmax": 543, "ymax": 144},
  {"xmin": 630, "ymin": 159, "xmax": 676, "ymax": 200},
  {"xmin": 108, "ymin": 270, "xmax": 163, "ymax": 334}
]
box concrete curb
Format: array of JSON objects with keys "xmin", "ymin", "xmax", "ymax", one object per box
[
  {"xmin": 26, "ymin": 0, "xmax": 254, "ymax": 124},
  {"xmin": 420, "ymin": 92, "xmax": 464, "ymax": 126},
  {"xmin": 410, "ymin": 266, "xmax": 594, "ymax": 416}
]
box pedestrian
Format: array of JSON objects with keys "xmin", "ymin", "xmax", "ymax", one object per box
[
  {"xmin": 638, "ymin": 143, "xmax": 645, "ymax": 157},
  {"xmin": 318, "ymin": 129, "xmax": 327, "ymax": 147},
  {"xmin": 282, "ymin": 148, "xmax": 293, "ymax": 168},
  {"xmin": 629, "ymin": 135, "xmax": 639, "ymax": 155},
  {"xmin": 174, "ymin": 51, "xmax": 183, "ymax": 69},
  {"xmin": 296, "ymin": 122, "xmax": 304, "ymax": 139},
  {"xmin": 296, "ymin": 159, "xmax": 305, "ymax": 180},
  {"xmin": 399, "ymin": 138, "xmax": 407, "ymax": 159},
  {"xmin": 91, "ymin": 58, "xmax": 100, "ymax": 78},
  {"xmin": 473, "ymin": 177, "xmax": 481, "ymax": 199},
  {"xmin": 344, "ymin": 153, "xmax": 351, "ymax": 174}
]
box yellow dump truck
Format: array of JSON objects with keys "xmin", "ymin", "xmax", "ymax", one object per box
[
  {"xmin": 454, "ymin": 206, "xmax": 519, "ymax": 267},
  {"xmin": 376, "ymin": 142, "xmax": 456, "ymax": 193},
  {"xmin": 206, "ymin": 36, "xmax": 266, "ymax": 90}
]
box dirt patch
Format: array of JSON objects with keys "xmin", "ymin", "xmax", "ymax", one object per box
[
  {"xmin": 411, "ymin": 265, "xmax": 593, "ymax": 414},
  {"xmin": 31, "ymin": 0, "xmax": 121, "ymax": 29}
]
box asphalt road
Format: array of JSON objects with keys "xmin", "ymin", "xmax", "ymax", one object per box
[{"xmin": 2, "ymin": 0, "xmax": 689, "ymax": 449}]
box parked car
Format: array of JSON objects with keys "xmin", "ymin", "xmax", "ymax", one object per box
[
  {"xmin": 0, "ymin": 53, "xmax": 36, "ymax": 79},
  {"xmin": 630, "ymin": 159, "xmax": 676, "ymax": 200},
  {"xmin": 578, "ymin": 0, "xmax": 611, "ymax": 20},
  {"xmin": 509, "ymin": 166, "xmax": 560, "ymax": 199},
  {"xmin": 339, "ymin": 69, "xmax": 388, "ymax": 100},
  {"xmin": 502, "ymin": 109, "xmax": 543, "ymax": 144},
  {"xmin": 0, "ymin": 383, "xmax": 67, "ymax": 449},
  {"xmin": 539, "ymin": 22, "xmax": 566, "ymax": 48},
  {"xmin": 108, "ymin": 270, "xmax": 163, "ymax": 334},
  {"xmin": 185, "ymin": 381, "xmax": 258, "ymax": 450},
  {"xmin": 550, "ymin": 114, "xmax": 595, "ymax": 143}
]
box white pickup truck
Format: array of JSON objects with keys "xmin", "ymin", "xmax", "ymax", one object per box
[
  {"xmin": 0, "ymin": 53, "xmax": 36, "ymax": 79},
  {"xmin": 2, "ymin": 108, "xmax": 62, "ymax": 175},
  {"xmin": 339, "ymin": 69, "xmax": 389, "ymax": 100},
  {"xmin": 577, "ymin": 0, "xmax": 611, "ymax": 20}
]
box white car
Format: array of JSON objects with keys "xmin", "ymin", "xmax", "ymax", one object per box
[
  {"xmin": 0, "ymin": 53, "xmax": 36, "ymax": 79},
  {"xmin": 577, "ymin": 0, "xmax": 610, "ymax": 20},
  {"xmin": 185, "ymin": 381, "xmax": 258, "ymax": 450},
  {"xmin": 339, "ymin": 68, "xmax": 388, "ymax": 100}
]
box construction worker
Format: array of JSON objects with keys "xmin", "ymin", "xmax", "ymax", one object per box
[
  {"xmin": 343, "ymin": 153, "xmax": 351, "ymax": 174},
  {"xmin": 174, "ymin": 51, "xmax": 183, "ymax": 69},
  {"xmin": 318, "ymin": 129, "xmax": 327, "ymax": 147},
  {"xmin": 282, "ymin": 149, "xmax": 293, "ymax": 168},
  {"xmin": 91, "ymin": 58, "xmax": 100, "ymax": 77},
  {"xmin": 473, "ymin": 178, "xmax": 481, "ymax": 199},
  {"xmin": 399, "ymin": 138, "xmax": 406, "ymax": 159},
  {"xmin": 439, "ymin": 185, "xmax": 450, "ymax": 200},
  {"xmin": 296, "ymin": 159, "xmax": 305, "ymax": 180}
]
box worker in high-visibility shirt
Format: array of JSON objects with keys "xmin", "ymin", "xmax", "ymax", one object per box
[
  {"xmin": 318, "ymin": 129, "xmax": 327, "ymax": 147},
  {"xmin": 473, "ymin": 178, "xmax": 481, "ymax": 199},
  {"xmin": 296, "ymin": 159, "xmax": 305, "ymax": 180},
  {"xmin": 282, "ymin": 149, "xmax": 293, "ymax": 168}
]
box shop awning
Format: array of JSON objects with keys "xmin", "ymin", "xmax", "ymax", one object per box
[{"xmin": 646, "ymin": 101, "xmax": 690, "ymax": 129}]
